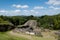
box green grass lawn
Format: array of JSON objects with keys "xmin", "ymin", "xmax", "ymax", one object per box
[
  {"xmin": 0, "ymin": 32, "xmax": 28, "ymax": 40},
  {"xmin": 0, "ymin": 31, "xmax": 57, "ymax": 40}
]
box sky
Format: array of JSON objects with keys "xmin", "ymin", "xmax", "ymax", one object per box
[{"xmin": 0, "ymin": 0, "xmax": 60, "ymax": 16}]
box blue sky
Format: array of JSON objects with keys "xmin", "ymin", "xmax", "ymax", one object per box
[{"xmin": 0, "ymin": 0, "xmax": 60, "ymax": 16}]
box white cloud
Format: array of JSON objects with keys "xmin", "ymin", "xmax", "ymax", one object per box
[
  {"xmin": 30, "ymin": 10, "xmax": 40, "ymax": 15},
  {"xmin": 23, "ymin": 10, "xmax": 29, "ymax": 12},
  {"xmin": 46, "ymin": 0, "xmax": 60, "ymax": 6},
  {"xmin": 49, "ymin": 6, "xmax": 60, "ymax": 10},
  {"xmin": 34, "ymin": 6, "xmax": 44, "ymax": 9},
  {"xmin": 0, "ymin": 10, "xmax": 8, "ymax": 13},
  {"xmin": 0, "ymin": 9, "xmax": 21, "ymax": 16},
  {"xmin": 12, "ymin": 4, "xmax": 29, "ymax": 8},
  {"xmin": 30, "ymin": 10, "xmax": 35, "ymax": 12},
  {"xmin": 22, "ymin": 9, "xmax": 40, "ymax": 16},
  {"xmin": 13, "ymin": 10, "xmax": 21, "ymax": 13},
  {"xmin": 0, "ymin": 8, "xmax": 60, "ymax": 16},
  {"xmin": 21, "ymin": 5, "xmax": 29, "ymax": 8},
  {"xmin": 12, "ymin": 4, "xmax": 21, "ymax": 8},
  {"xmin": 49, "ymin": 6, "xmax": 54, "ymax": 8}
]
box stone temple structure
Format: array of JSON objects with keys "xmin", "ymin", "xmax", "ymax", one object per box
[{"xmin": 14, "ymin": 20, "xmax": 41, "ymax": 36}]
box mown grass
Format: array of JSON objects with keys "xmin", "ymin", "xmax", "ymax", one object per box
[
  {"xmin": 0, "ymin": 32, "xmax": 28, "ymax": 40},
  {"xmin": 0, "ymin": 31, "xmax": 57, "ymax": 40}
]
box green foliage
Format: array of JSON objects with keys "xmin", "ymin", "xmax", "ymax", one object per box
[
  {"xmin": 0, "ymin": 14, "xmax": 60, "ymax": 30},
  {"xmin": 0, "ymin": 18, "xmax": 14, "ymax": 32}
]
